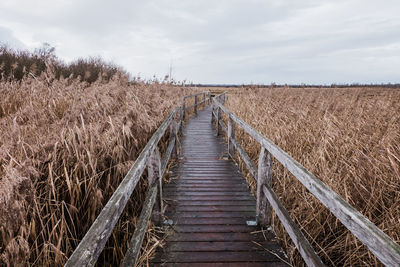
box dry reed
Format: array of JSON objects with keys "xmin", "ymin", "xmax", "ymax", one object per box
[
  {"xmin": 226, "ymin": 86, "xmax": 400, "ymax": 266},
  {"xmin": 0, "ymin": 71, "xmax": 194, "ymax": 266}
]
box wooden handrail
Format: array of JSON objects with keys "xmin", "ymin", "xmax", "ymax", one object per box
[
  {"xmin": 65, "ymin": 108, "xmax": 178, "ymax": 266},
  {"xmin": 183, "ymin": 91, "xmax": 209, "ymax": 99},
  {"xmin": 65, "ymin": 91, "xmax": 211, "ymax": 267},
  {"xmin": 181, "ymin": 91, "xmax": 210, "ymax": 120},
  {"xmin": 212, "ymin": 93, "xmax": 400, "ymax": 266}
]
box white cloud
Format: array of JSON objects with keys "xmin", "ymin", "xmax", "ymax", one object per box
[{"xmin": 0, "ymin": 0, "xmax": 399, "ymax": 84}]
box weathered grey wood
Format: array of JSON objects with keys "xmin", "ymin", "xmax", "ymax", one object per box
[
  {"xmin": 262, "ymin": 185, "xmax": 324, "ymax": 267},
  {"xmin": 183, "ymin": 91, "xmax": 210, "ymax": 99},
  {"xmin": 120, "ymin": 185, "xmax": 158, "ymax": 267},
  {"xmin": 121, "ymin": 122, "xmax": 178, "ymax": 266},
  {"xmin": 185, "ymin": 99, "xmax": 208, "ymax": 111},
  {"xmin": 194, "ymin": 95, "xmax": 198, "ymax": 114},
  {"xmin": 228, "ymin": 116, "xmax": 235, "ymax": 157},
  {"xmin": 64, "ymin": 108, "xmax": 177, "ymax": 267},
  {"xmin": 181, "ymin": 100, "xmax": 186, "ymax": 121},
  {"xmin": 212, "ymin": 98, "xmax": 400, "ymax": 266},
  {"xmin": 212, "ymin": 110, "xmax": 217, "ymax": 122},
  {"xmin": 230, "ymin": 139, "xmax": 257, "ymax": 179},
  {"xmin": 211, "ymin": 103, "xmax": 215, "ymax": 124},
  {"xmin": 218, "ymin": 119, "xmax": 227, "ymax": 135},
  {"xmin": 161, "ymin": 136, "xmax": 176, "ymax": 175},
  {"xmin": 170, "ymin": 120, "xmax": 177, "ymax": 158},
  {"xmin": 257, "ymin": 148, "xmax": 272, "ymax": 226},
  {"xmin": 176, "ymin": 119, "xmax": 182, "ymax": 153},
  {"xmin": 152, "ymin": 105, "xmax": 288, "ymax": 266},
  {"xmin": 216, "ymin": 107, "xmax": 222, "ymax": 136},
  {"xmin": 147, "ymin": 148, "xmax": 162, "ymax": 225}
]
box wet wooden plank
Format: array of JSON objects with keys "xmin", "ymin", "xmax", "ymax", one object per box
[
  {"xmin": 165, "ymin": 211, "xmax": 255, "ymax": 218},
  {"xmin": 164, "ymin": 195, "xmax": 257, "ymax": 201},
  {"xmin": 163, "ymin": 192, "xmax": 253, "ymax": 197},
  {"xmin": 171, "ymin": 225, "xmax": 258, "ymax": 233},
  {"xmin": 171, "ymin": 217, "xmax": 251, "ymax": 225},
  {"xmin": 170, "ymin": 205, "xmax": 256, "ymax": 212},
  {"xmin": 152, "ymin": 251, "xmax": 282, "ymax": 263},
  {"xmin": 168, "ymin": 200, "xmax": 255, "ymax": 206},
  {"xmin": 166, "ymin": 232, "xmax": 276, "ymax": 242},
  {"xmin": 164, "ymin": 241, "xmax": 280, "ymax": 252}
]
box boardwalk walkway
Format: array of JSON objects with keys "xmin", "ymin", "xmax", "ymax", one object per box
[{"xmin": 151, "ymin": 106, "xmax": 288, "ymax": 266}]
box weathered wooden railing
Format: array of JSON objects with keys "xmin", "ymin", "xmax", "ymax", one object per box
[
  {"xmin": 181, "ymin": 91, "xmax": 211, "ymax": 120},
  {"xmin": 65, "ymin": 91, "xmax": 210, "ymax": 267},
  {"xmin": 212, "ymin": 92, "xmax": 400, "ymax": 267}
]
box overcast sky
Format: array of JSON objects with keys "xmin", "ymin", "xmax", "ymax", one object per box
[{"xmin": 1, "ymin": 0, "xmax": 399, "ymax": 84}]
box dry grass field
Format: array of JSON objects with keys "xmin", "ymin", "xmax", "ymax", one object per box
[
  {"xmin": 225, "ymin": 86, "xmax": 400, "ymax": 266},
  {"xmin": 1, "ymin": 55, "xmax": 399, "ymax": 267},
  {"xmin": 0, "ymin": 71, "xmax": 194, "ymax": 266}
]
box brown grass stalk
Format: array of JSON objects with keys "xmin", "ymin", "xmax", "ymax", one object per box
[
  {"xmin": 0, "ymin": 71, "xmax": 195, "ymax": 266},
  {"xmin": 225, "ymin": 86, "xmax": 400, "ymax": 266}
]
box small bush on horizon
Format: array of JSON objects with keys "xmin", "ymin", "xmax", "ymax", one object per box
[{"xmin": 0, "ymin": 43, "xmax": 125, "ymax": 83}]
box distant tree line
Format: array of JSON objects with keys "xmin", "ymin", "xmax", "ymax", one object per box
[
  {"xmin": 0, "ymin": 43, "xmax": 124, "ymax": 83},
  {"xmin": 187, "ymin": 82, "xmax": 400, "ymax": 88}
]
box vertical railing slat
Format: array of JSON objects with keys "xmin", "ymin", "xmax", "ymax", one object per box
[
  {"xmin": 257, "ymin": 148, "xmax": 272, "ymax": 226},
  {"xmin": 228, "ymin": 116, "xmax": 235, "ymax": 157},
  {"xmin": 147, "ymin": 148, "xmax": 162, "ymax": 225}
]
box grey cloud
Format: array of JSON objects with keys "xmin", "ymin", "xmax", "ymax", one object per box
[{"xmin": 0, "ymin": 0, "xmax": 399, "ymax": 84}]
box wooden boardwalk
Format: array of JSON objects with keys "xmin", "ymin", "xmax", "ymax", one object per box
[
  {"xmin": 66, "ymin": 92, "xmax": 400, "ymax": 267},
  {"xmin": 151, "ymin": 106, "xmax": 288, "ymax": 266}
]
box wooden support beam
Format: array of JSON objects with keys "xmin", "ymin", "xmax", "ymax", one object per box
[
  {"xmin": 170, "ymin": 120, "xmax": 177, "ymax": 158},
  {"xmin": 219, "ymin": 120, "xmax": 227, "ymax": 135},
  {"xmin": 161, "ymin": 136, "xmax": 176, "ymax": 175},
  {"xmin": 262, "ymin": 185, "xmax": 324, "ymax": 267},
  {"xmin": 257, "ymin": 148, "xmax": 272, "ymax": 226},
  {"xmin": 194, "ymin": 95, "xmax": 198, "ymax": 115},
  {"xmin": 211, "ymin": 103, "xmax": 215, "ymax": 124},
  {"xmin": 147, "ymin": 148, "xmax": 162, "ymax": 225},
  {"xmin": 216, "ymin": 107, "xmax": 222, "ymax": 136},
  {"xmin": 181, "ymin": 100, "xmax": 186, "ymax": 121},
  {"xmin": 228, "ymin": 116, "xmax": 235, "ymax": 157},
  {"xmin": 230, "ymin": 138, "xmax": 257, "ymax": 179},
  {"xmin": 120, "ymin": 185, "xmax": 158, "ymax": 267}
]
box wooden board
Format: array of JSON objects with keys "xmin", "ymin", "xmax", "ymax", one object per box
[{"xmin": 151, "ymin": 106, "xmax": 288, "ymax": 266}]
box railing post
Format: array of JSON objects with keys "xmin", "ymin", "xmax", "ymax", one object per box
[
  {"xmin": 216, "ymin": 107, "xmax": 222, "ymax": 136},
  {"xmin": 147, "ymin": 148, "xmax": 162, "ymax": 226},
  {"xmin": 211, "ymin": 101, "xmax": 215, "ymax": 124},
  {"xmin": 181, "ymin": 100, "xmax": 186, "ymax": 121},
  {"xmin": 194, "ymin": 95, "xmax": 198, "ymax": 115},
  {"xmin": 208, "ymin": 91, "xmax": 211, "ymax": 105},
  {"xmin": 257, "ymin": 147, "xmax": 272, "ymax": 226},
  {"xmin": 170, "ymin": 120, "xmax": 178, "ymax": 158},
  {"xmin": 228, "ymin": 116, "xmax": 235, "ymax": 157}
]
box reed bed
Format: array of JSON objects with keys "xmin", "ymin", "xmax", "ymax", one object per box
[
  {"xmin": 226, "ymin": 87, "xmax": 400, "ymax": 266},
  {"xmin": 0, "ymin": 72, "xmax": 193, "ymax": 266}
]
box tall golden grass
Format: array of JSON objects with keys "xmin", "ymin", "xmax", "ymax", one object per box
[
  {"xmin": 0, "ymin": 71, "xmax": 193, "ymax": 266},
  {"xmin": 225, "ymin": 87, "xmax": 400, "ymax": 266}
]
